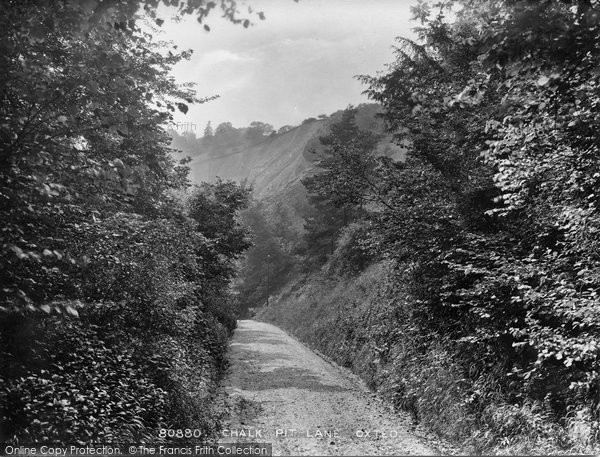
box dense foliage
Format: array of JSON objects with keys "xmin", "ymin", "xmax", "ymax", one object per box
[
  {"xmin": 233, "ymin": 201, "xmax": 296, "ymax": 316},
  {"xmin": 1, "ymin": 0, "xmax": 253, "ymax": 444},
  {"xmin": 360, "ymin": 0, "xmax": 600, "ymax": 428}
]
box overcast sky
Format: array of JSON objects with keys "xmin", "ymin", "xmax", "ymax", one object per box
[{"xmin": 159, "ymin": 0, "xmax": 417, "ymax": 131}]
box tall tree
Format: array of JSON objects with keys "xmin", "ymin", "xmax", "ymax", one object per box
[
  {"xmin": 301, "ymin": 107, "xmax": 379, "ymax": 261},
  {"xmin": 203, "ymin": 121, "xmax": 214, "ymax": 138}
]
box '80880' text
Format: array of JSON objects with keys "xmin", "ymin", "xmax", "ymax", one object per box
[{"xmin": 159, "ymin": 429, "xmax": 204, "ymax": 438}]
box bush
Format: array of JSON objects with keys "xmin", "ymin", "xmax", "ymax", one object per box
[
  {"xmin": 0, "ymin": 315, "xmax": 167, "ymax": 443},
  {"xmin": 259, "ymin": 260, "xmax": 600, "ymax": 454},
  {"xmin": 1, "ymin": 182, "xmax": 249, "ymax": 444},
  {"xmin": 327, "ymin": 222, "xmax": 376, "ymax": 276}
]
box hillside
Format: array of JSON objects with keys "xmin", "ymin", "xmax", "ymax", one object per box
[
  {"xmin": 190, "ymin": 120, "xmax": 322, "ymax": 198},
  {"xmin": 170, "ymin": 103, "xmax": 404, "ymax": 200}
]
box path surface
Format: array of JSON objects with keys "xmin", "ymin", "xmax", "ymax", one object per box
[{"xmin": 220, "ymin": 320, "xmax": 440, "ymax": 456}]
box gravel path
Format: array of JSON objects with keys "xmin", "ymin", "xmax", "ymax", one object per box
[{"xmin": 220, "ymin": 319, "xmax": 441, "ymax": 456}]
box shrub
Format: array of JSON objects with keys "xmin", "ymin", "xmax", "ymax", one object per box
[{"xmin": 327, "ymin": 222, "xmax": 376, "ymax": 276}]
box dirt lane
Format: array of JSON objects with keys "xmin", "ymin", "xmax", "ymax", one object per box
[{"xmin": 220, "ymin": 320, "xmax": 440, "ymax": 456}]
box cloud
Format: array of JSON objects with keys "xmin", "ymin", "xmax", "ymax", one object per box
[
  {"xmin": 198, "ymin": 49, "xmax": 255, "ymax": 66},
  {"xmin": 167, "ymin": 0, "xmax": 418, "ymax": 128},
  {"xmin": 187, "ymin": 50, "xmax": 257, "ymax": 95}
]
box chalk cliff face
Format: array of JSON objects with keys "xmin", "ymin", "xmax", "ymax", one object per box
[
  {"xmin": 188, "ymin": 119, "xmax": 326, "ymax": 198},
  {"xmin": 171, "ymin": 103, "xmax": 404, "ymax": 204}
]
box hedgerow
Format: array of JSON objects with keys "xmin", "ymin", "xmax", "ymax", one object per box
[{"xmin": 1, "ymin": 1, "xmax": 251, "ymax": 444}]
